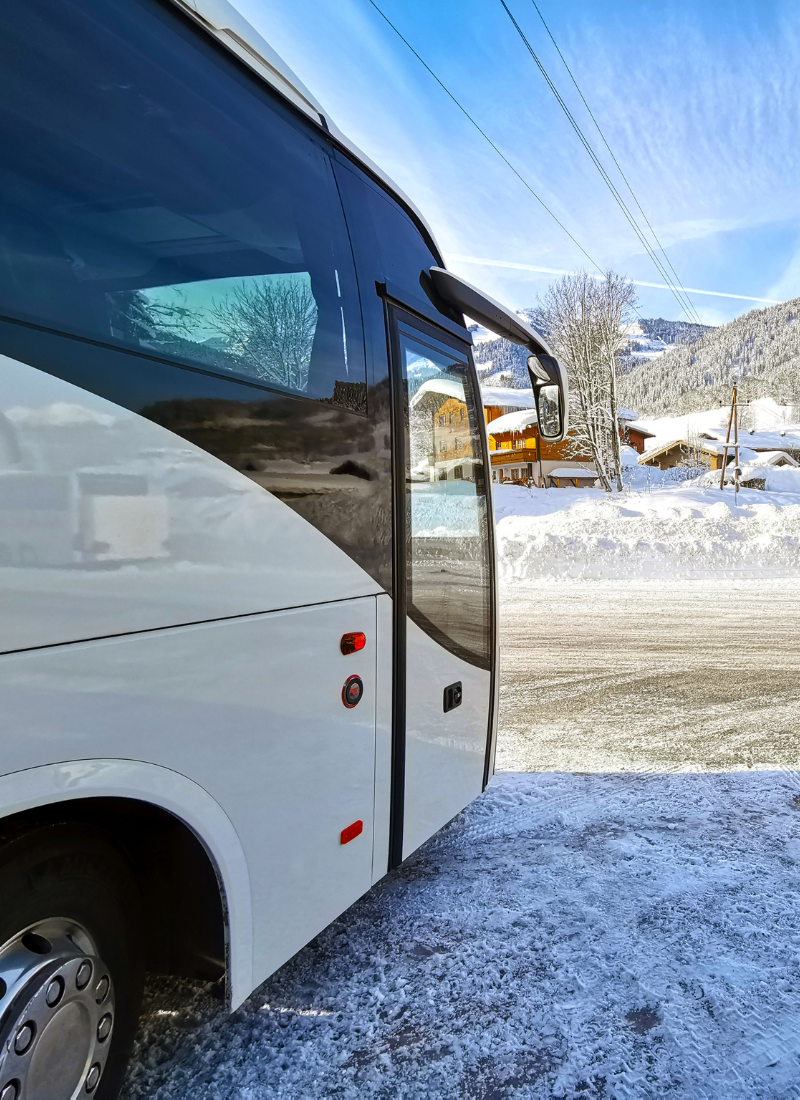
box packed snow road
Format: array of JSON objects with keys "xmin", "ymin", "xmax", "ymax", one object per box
[{"xmin": 121, "ymin": 578, "xmax": 800, "ymax": 1099}]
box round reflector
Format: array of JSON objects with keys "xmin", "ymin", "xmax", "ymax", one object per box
[{"xmin": 342, "ymin": 674, "xmax": 364, "ymax": 708}]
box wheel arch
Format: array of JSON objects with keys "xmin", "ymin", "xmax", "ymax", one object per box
[{"xmin": 0, "ymin": 759, "xmax": 253, "ymax": 1007}]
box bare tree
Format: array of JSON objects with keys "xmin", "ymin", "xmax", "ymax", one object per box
[
  {"xmin": 538, "ymin": 271, "xmax": 637, "ymax": 491},
  {"xmin": 208, "ymin": 276, "xmax": 318, "ymax": 390}
]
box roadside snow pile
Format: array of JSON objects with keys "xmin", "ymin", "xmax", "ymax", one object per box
[{"xmin": 494, "ymin": 483, "xmax": 800, "ymax": 580}]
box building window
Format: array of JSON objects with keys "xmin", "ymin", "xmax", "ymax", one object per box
[{"xmin": 453, "ymin": 465, "xmax": 463, "ymax": 479}]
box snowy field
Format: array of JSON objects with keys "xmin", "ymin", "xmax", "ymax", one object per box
[{"xmin": 121, "ymin": 474, "xmax": 800, "ymax": 1098}]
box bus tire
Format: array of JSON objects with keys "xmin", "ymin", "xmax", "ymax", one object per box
[{"xmin": 0, "ymin": 824, "xmax": 144, "ymax": 1100}]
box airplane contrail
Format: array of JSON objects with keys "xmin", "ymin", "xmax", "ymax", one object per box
[{"xmin": 447, "ymin": 256, "xmax": 780, "ymax": 305}]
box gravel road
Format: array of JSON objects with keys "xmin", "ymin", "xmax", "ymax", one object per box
[
  {"xmin": 498, "ymin": 577, "xmax": 800, "ymax": 774},
  {"xmin": 121, "ymin": 578, "xmax": 800, "ymax": 1099}
]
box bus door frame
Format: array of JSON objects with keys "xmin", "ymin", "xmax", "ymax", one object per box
[{"xmin": 379, "ymin": 285, "xmax": 498, "ymax": 871}]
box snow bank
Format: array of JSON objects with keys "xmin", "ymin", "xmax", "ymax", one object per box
[{"xmin": 494, "ymin": 482, "xmax": 800, "ymax": 580}]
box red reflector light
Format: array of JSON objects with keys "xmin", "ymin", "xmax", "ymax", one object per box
[
  {"xmin": 340, "ymin": 632, "xmax": 366, "ymax": 655},
  {"xmin": 340, "ymin": 820, "xmax": 363, "ymax": 845}
]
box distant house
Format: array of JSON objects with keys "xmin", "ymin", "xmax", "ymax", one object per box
[
  {"xmin": 482, "ymin": 388, "xmax": 652, "ymax": 486},
  {"xmin": 749, "ymin": 450, "xmax": 799, "ymax": 467},
  {"xmin": 618, "ymin": 410, "xmax": 656, "ymax": 454},
  {"xmin": 638, "ymin": 439, "xmax": 758, "ymax": 471},
  {"xmin": 410, "ymin": 380, "xmax": 473, "ymax": 483}
]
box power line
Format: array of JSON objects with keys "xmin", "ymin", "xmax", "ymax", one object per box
[
  {"xmin": 528, "ymin": 0, "xmax": 701, "ymax": 324},
  {"xmin": 364, "ymin": 0, "xmax": 604, "ymax": 275},
  {"xmin": 499, "ymin": 0, "xmax": 703, "ymax": 325},
  {"xmin": 500, "ymin": 0, "xmax": 700, "ymax": 324}
]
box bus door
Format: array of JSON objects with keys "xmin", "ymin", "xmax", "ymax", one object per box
[{"xmin": 388, "ymin": 309, "xmax": 494, "ymax": 861}]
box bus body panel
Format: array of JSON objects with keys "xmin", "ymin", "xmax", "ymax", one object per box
[
  {"xmin": 0, "ymin": 0, "xmax": 500, "ymax": 1024},
  {"xmin": 402, "ymin": 617, "xmax": 490, "ymax": 860},
  {"xmin": 0, "ymin": 758, "xmax": 254, "ymax": 1006},
  {"xmin": 0, "ymin": 597, "xmax": 378, "ymax": 987},
  {"xmin": 0, "ymin": 353, "xmax": 380, "ymax": 653}
]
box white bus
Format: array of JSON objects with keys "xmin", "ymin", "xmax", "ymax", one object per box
[{"xmin": 0, "ymin": 1, "xmax": 566, "ymax": 1095}]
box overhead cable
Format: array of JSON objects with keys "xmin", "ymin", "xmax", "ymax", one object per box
[
  {"xmin": 499, "ymin": 0, "xmax": 703, "ymax": 324},
  {"xmin": 528, "ymin": 0, "xmax": 701, "ymax": 324},
  {"xmin": 364, "ymin": 0, "xmax": 604, "ymax": 276}
]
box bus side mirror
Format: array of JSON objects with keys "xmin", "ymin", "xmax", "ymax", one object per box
[{"xmin": 527, "ymin": 354, "xmax": 569, "ymax": 442}]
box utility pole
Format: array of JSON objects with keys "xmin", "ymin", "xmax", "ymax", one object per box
[
  {"xmin": 733, "ymin": 388, "xmax": 740, "ymax": 503},
  {"xmin": 719, "ymin": 385, "xmax": 736, "ymax": 491}
]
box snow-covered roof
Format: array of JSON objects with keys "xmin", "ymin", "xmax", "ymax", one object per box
[
  {"xmin": 617, "ymin": 407, "xmax": 639, "ymax": 421},
  {"xmin": 700, "ymin": 429, "xmax": 800, "ymax": 450},
  {"xmin": 696, "ymin": 440, "xmax": 758, "ymax": 460},
  {"xmin": 550, "ymin": 467, "xmax": 598, "ymax": 479},
  {"xmin": 480, "ymin": 387, "xmax": 538, "ymax": 410},
  {"xmin": 747, "ymin": 450, "xmax": 800, "ymax": 467},
  {"xmin": 410, "ymin": 378, "xmax": 464, "ymax": 407},
  {"xmin": 486, "ymin": 409, "xmax": 538, "ymax": 435}
]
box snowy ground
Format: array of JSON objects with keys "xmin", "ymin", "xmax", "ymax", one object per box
[{"xmin": 122, "ymin": 768, "xmax": 800, "ymax": 1099}]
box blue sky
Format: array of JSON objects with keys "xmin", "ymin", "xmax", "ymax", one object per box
[{"xmin": 240, "ymin": 0, "xmax": 800, "ymax": 325}]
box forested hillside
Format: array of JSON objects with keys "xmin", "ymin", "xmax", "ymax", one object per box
[
  {"xmin": 634, "ymin": 318, "xmax": 712, "ymax": 346},
  {"xmin": 472, "ymin": 312, "xmax": 709, "ymax": 390},
  {"xmin": 620, "ymin": 297, "xmax": 800, "ymax": 414}
]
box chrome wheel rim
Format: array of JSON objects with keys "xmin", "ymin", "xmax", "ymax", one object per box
[{"xmin": 0, "ymin": 919, "xmax": 114, "ymax": 1100}]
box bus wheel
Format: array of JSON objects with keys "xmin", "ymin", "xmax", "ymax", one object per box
[{"xmin": 0, "ymin": 826, "xmax": 144, "ymax": 1100}]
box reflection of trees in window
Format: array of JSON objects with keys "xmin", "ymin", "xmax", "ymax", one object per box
[
  {"xmin": 110, "ymin": 290, "xmax": 199, "ymax": 349},
  {"xmin": 208, "ymin": 276, "xmax": 317, "ymax": 391},
  {"xmin": 109, "ymin": 276, "xmax": 318, "ymax": 392}
]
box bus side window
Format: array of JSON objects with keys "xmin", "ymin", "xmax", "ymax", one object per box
[{"xmin": 0, "ymin": 0, "xmax": 366, "ymax": 413}]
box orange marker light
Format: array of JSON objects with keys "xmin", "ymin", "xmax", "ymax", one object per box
[
  {"xmin": 340, "ymin": 632, "xmax": 366, "ymax": 655},
  {"xmin": 340, "ymin": 820, "xmax": 363, "ymax": 845}
]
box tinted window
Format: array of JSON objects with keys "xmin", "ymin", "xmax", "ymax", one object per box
[
  {"xmin": 0, "ymin": 0, "xmax": 365, "ymax": 411},
  {"xmin": 400, "ymin": 320, "xmax": 491, "ymax": 668}
]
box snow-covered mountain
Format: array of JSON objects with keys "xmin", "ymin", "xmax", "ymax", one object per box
[
  {"xmin": 620, "ymin": 297, "xmax": 800, "ymax": 415},
  {"xmin": 620, "ymin": 318, "xmax": 713, "ymax": 373},
  {"xmin": 471, "ymin": 313, "xmax": 709, "ymax": 390}
]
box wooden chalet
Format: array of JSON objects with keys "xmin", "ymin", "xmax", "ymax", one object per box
[
  {"xmin": 483, "ymin": 395, "xmax": 653, "ymax": 486},
  {"xmin": 638, "ymin": 439, "xmax": 738, "ymax": 472}
]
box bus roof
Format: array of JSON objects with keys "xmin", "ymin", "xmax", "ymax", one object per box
[{"xmin": 169, "ymin": 0, "xmax": 443, "ymax": 262}]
